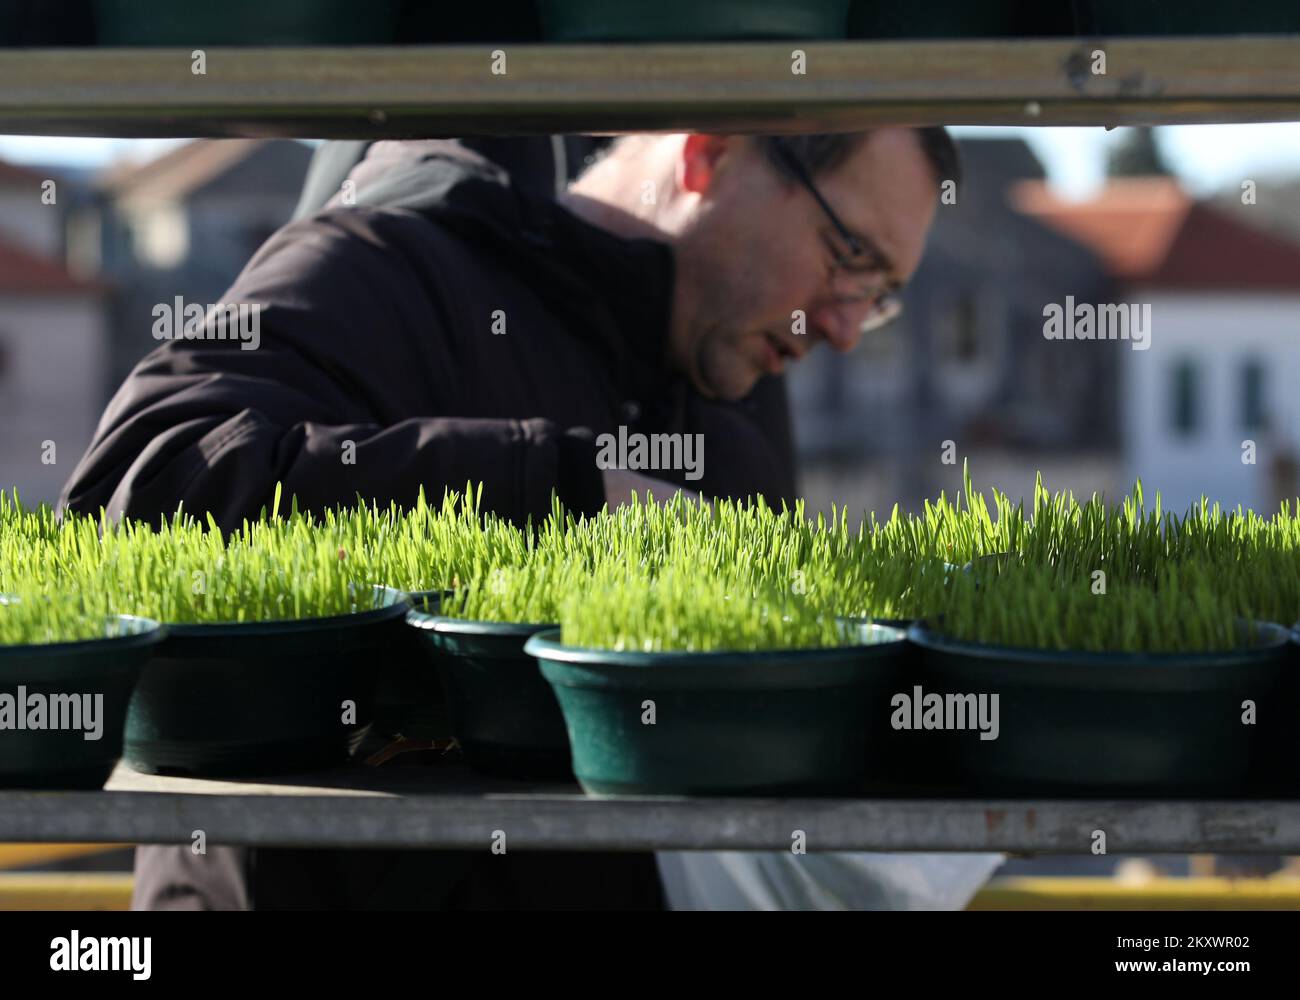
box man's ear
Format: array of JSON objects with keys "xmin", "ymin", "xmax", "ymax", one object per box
[{"xmin": 677, "ymin": 134, "xmax": 737, "ymax": 197}]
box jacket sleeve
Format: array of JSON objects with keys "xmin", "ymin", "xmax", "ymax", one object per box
[
  {"xmin": 63, "ymin": 402, "xmax": 602, "ymax": 531},
  {"xmin": 59, "ymin": 209, "xmax": 604, "ymax": 530}
]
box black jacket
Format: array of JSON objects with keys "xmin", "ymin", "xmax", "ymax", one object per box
[{"xmin": 61, "ymin": 140, "xmax": 796, "ymax": 528}]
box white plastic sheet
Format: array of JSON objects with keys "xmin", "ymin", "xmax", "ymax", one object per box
[{"xmin": 656, "ymin": 851, "xmax": 1006, "ymax": 911}]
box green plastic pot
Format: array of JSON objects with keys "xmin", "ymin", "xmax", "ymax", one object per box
[
  {"xmin": 2, "ymin": 0, "xmax": 97, "ymax": 45},
  {"xmin": 838, "ymin": 614, "xmax": 956, "ymax": 792},
  {"xmin": 370, "ymin": 589, "xmax": 452, "ymax": 741},
  {"xmin": 407, "ymin": 606, "xmax": 569, "ymax": 780},
  {"xmin": 537, "ymin": 0, "xmax": 851, "ymax": 41},
  {"xmin": 397, "ymin": 0, "xmax": 542, "ymax": 42},
  {"xmin": 1, "ymin": 614, "xmax": 166, "ymax": 789},
  {"xmin": 1078, "ymin": 1, "xmax": 1300, "ymax": 35},
  {"xmin": 124, "ymin": 586, "xmax": 409, "ymax": 777},
  {"xmin": 93, "ymin": 0, "xmax": 401, "ymax": 45},
  {"xmin": 907, "ymin": 620, "xmax": 1291, "ymax": 796},
  {"xmin": 526, "ymin": 622, "xmax": 909, "ymax": 796},
  {"xmin": 1263, "ymin": 622, "xmax": 1300, "ymax": 794},
  {"xmin": 848, "ymin": 0, "xmax": 1015, "ymax": 38},
  {"xmin": 0, "ymin": 2, "xmax": 18, "ymax": 46}
]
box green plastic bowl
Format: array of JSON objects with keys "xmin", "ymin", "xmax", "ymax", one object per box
[
  {"xmin": 907, "ymin": 620, "xmax": 1292, "ymax": 796},
  {"xmin": 1078, "ymin": 0, "xmax": 1300, "ymax": 35},
  {"xmin": 397, "ymin": 0, "xmax": 542, "ymax": 42},
  {"xmin": 369, "ymin": 589, "xmax": 452, "ymax": 741},
  {"xmin": 407, "ymin": 606, "xmax": 569, "ymax": 780},
  {"xmin": 526, "ymin": 622, "xmax": 909, "ymax": 796},
  {"xmin": 837, "ymin": 614, "xmax": 957, "ymax": 792},
  {"xmin": 537, "ymin": 0, "xmax": 851, "ymax": 41},
  {"xmin": 847, "ymin": 0, "xmax": 1015, "ymax": 38},
  {"xmin": 1, "ymin": 614, "xmax": 166, "ymax": 789},
  {"xmin": 1263, "ymin": 622, "xmax": 1300, "ymax": 794},
  {"xmin": 124, "ymin": 586, "xmax": 409, "ymax": 777},
  {"xmin": 0, "ymin": 1, "xmax": 19, "ymax": 46},
  {"xmin": 93, "ymin": 0, "xmax": 401, "ymax": 45}
]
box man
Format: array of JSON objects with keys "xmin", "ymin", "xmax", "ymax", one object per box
[{"xmin": 62, "ymin": 127, "xmax": 955, "ymax": 909}]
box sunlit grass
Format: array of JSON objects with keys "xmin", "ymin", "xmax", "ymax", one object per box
[{"xmin": 3, "ymin": 466, "xmax": 1299, "ymax": 647}]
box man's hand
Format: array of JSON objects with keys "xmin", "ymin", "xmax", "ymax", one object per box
[{"xmin": 602, "ymin": 469, "xmax": 702, "ymax": 508}]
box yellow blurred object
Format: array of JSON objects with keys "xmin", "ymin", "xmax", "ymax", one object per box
[
  {"xmin": 0, "ymin": 843, "xmax": 121, "ymax": 870},
  {"xmin": 4, "ymin": 869, "xmax": 1300, "ymax": 911},
  {"xmin": 0, "ymin": 873, "xmax": 132, "ymax": 911},
  {"xmin": 970, "ymin": 876, "xmax": 1300, "ymax": 910}
]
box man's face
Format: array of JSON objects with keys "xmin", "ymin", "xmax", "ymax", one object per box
[{"xmin": 669, "ymin": 130, "xmax": 940, "ymax": 401}]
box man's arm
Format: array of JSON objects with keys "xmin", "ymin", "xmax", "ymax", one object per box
[
  {"xmin": 61, "ymin": 398, "xmax": 601, "ymax": 530},
  {"xmin": 59, "ymin": 208, "xmax": 605, "ymax": 529}
]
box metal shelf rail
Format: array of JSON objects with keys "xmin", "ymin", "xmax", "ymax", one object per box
[
  {"xmin": 1, "ymin": 37, "xmax": 1299, "ymax": 138},
  {"xmin": 3, "ymin": 764, "xmax": 1299, "ymax": 853}
]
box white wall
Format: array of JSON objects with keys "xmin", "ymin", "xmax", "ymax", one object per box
[
  {"xmin": 0, "ymin": 189, "xmax": 63, "ymax": 261},
  {"xmin": 0, "ymin": 296, "xmax": 107, "ymax": 506},
  {"xmin": 1122, "ymin": 292, "xmax": 1300, "ymax": 514}
]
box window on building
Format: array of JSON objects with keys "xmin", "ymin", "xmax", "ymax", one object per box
[
  {"xmin": 1241, "ymin": 358, "xmax": 1267, "ymax": 431},
  {"xmin": 1171, "ymin": 359, "xmax": 1199, "ymax": 436}
]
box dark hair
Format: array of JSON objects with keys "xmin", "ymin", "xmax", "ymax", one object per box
[{"xmin": 756, "ymin": 127, "xmax": 961, "ymax": 192}]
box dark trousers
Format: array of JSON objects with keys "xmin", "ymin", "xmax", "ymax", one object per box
[{"xmin": 131, "ymin": 845, "xmax": 667, "ymax": 910}]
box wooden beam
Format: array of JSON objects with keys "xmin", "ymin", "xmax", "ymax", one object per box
[{"xmin": 1, "ymin": 38, "xmax": 1298, "ymax": 137}]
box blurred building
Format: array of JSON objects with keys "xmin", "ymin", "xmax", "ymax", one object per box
[
  {"xmin": 0, "ymin": 159, "xmax": 108, "ymax": 506},
  {"xmin": 0, "ymin": 140, "xmax": 310, "ymax": 505},
  {"xmin": 1018, "ymin": 177, "xmax": 1300, "ymax": 514},
  {"xmin": 1212, "ymin": 177, "xmax": 1300, "ymax": 245},
  {"xmin": 788, "ymin": 138, "xmax": 1119, "ymax": 518},
  {"xmin": 86, "ymin": 138, "xmax": 312, "ymax": 385}
]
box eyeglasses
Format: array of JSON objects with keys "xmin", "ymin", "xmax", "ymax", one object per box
[{"xmin": 768, "ymin": 139, "xmax": 904, "ymax": 333}]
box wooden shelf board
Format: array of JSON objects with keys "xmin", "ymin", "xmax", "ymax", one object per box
[{"xmin": 2, "ymin": 38, "xmax": 1299, "ymax": 136}]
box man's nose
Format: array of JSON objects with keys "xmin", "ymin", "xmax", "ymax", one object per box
[{"xmin": 809, "ymin": 302, "xmax": 872, "ymax": 353}]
